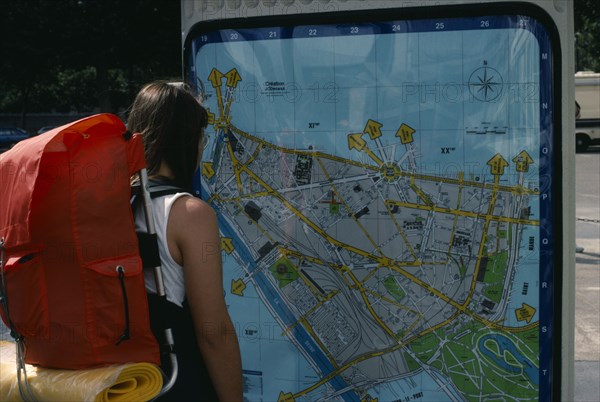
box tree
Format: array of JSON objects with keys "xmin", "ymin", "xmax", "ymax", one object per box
[
  {"xmin": 0, "ymin": 0, "xmax": 64, "ymax": 124},
  {"xmin": 0, "ymin": 0, "xmax": 181, "ymax": 120},
  {"xmin": 1, "ymin": 0, "xmax": 598, "ymax": 120},
  {"xmin": 574, "ymin": 0, "xmax": 600, "ymax": 72}
]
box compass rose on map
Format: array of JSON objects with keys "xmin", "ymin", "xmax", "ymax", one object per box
[{"xmin": 468, "ymin": 61, "xmax": 503, "ymax": 101}]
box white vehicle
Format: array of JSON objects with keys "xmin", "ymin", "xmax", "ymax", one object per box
[{"xmin": 575, "ymin": 71, "xmax": 600, "ymax": 151}]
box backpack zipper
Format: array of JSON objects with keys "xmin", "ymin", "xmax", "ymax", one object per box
[{"xmin": 115, "ymin": 265, "xmax": 131, "ymax": 345}]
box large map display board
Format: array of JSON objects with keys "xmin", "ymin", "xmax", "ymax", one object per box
[{"xmin": 186, "ymin": 8, "xmax": 558, "ymax": 402}]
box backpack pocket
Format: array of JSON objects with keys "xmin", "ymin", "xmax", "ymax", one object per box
[
  {"xmin": 83, "ymin": 256, "xmax": 148, "ymax": 346},
  {"xmin": 1, "ymin": 252, "xmax": 50, "ymax": 338}
]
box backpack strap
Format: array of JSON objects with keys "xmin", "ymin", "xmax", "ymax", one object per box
[
  {"xmin": 147, "ymin": 177, "xmax": 186, "ymax": 199},
  {"xmin": 132, "ymin": 178, "xmax": 185, "ymax": 269},
  {"xmin": 131, "ymin": 177, "xmax": 185, "ymax": 201}
]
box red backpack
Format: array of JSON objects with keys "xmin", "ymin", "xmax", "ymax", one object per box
[{"xmin": 0, "ymin": 114, "xmax": 160, "ymax": 369}]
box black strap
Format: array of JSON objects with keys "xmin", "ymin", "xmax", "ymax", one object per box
[
  {"xmin": 137, "ymin": 232, "xmax": 161, "ymax": 269},
  {"xmin": 115, "ymin": 266, "xmax": 131, "ymax": 346},
  {"xmin": 130, "ymin": 177, "xmax": 184, "ymax": 201},
  {"xmin": 146, "ymin": 294, "xmax": 219, "ymax": 400},
  {"xmin": 147, "ymin": 177, "xmax": 185, "ymax": 199},
  {"xmin": 132, "ymin": 178, "xmax": 184, "ymax": 269},
  {"xmin": 0, "ymin": 238, "xmax": 23, "ymax": 342}
]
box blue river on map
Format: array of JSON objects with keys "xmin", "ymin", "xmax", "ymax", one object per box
[
  {"xmin": 478, "ymin": 334, "xmax": 539, "ymax": 386},
  {"xmin": 503, "ymin": 220, "xmax": 540, "ymax": 327},
  {"xmin": 203, "ymin": 179, "xmax": 359, "ymax": 401}
]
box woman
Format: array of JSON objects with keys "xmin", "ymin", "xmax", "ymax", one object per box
[{"xmin": 128, "ymin": 81, "xmax": 243, "ymax": 401}]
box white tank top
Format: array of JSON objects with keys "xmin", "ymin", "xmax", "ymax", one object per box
[{"xmin": 134, "ymin": 192, "xmax": 191, "ymax": 307}]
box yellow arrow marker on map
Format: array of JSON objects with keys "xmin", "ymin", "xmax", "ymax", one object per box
[
  {"xmin": 487, "ymin": 153, "xmax": 509, "ymax": 176},
  {"xmin": 221, "ymin": 237, "xmax": 234, "ymax": 254},
  {"xmin": 231, "ymin": 279, "xmax": 246, "ymax": 296},
  {"xmin": 396, "ymin": 123, "xmax": 416, "ymax": 144},
  {"xmin": 206, "ymin": 110, "xmax": 216, "ymax": 125},
  {"xmin": 202, "ymin": 162, "xmax": 215, "ymax": 179},
  {"xmin": 364, "ymin": 119, "xmax": 383, "ymax": 140},
  {"xmin": 515, "ymin": 303, "xmax": 536, "ymax": 323},
  {"xmin": 348, "ymin": 133, "xmax": 383, "ymax": 166},
  {"xmin": 208, "ymin": 68, "xmax": 224, "ymax": 88},
  {"xmin": 512, "ymin": 150, "xmax": 535, "ymax": 172},
  {"xmin": 225, "ymin": 68, "xmax": 242, "ymax": 88},
  {"xmin": 208, "ymin": 69, "xmax": 226, "ymax": 115},
  {"xmin": 278, "ymin": 392, "xmax": 295, "ymax": 402},
  {"xmin": 348, "ymin": 133, "xmax": 367, "ymax": 151}
]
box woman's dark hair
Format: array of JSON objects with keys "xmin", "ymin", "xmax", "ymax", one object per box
[{"xmin": 127, "ymin": 81, "xmax": 208, "ymax": 190}]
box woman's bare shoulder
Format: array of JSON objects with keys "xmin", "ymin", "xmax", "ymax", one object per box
[
  {"xmin": 169, "ymin": 195, "xmax": 218, "ymax": 235},
  {"xmin": 172, "ymin": 195, "xmax": 214, "ymax": 214}
]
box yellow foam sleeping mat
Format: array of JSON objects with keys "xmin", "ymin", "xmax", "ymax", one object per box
[{"xmin": 0, "ymin": 341, "xmax": 163, "ymax": 402}]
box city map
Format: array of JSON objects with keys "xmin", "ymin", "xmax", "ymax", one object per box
[{"xmin": 190, "ymin": 14, "xmax": 554, "ymax": 402}]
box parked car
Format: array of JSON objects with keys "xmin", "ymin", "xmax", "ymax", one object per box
[
  {"xmin": 36, "ymin": 125, "xmax": 58, "ymax": 135},
  {"xmin": 0, "ymin": 127, "xmax": 30, "ymax": 149},
  {"xmin": 575, "ymin": 71, "xmax": 600, "ymax": 152}
]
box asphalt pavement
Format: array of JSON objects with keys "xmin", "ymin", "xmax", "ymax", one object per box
[{"xmin": 575, "ymin": 146, "xmax": 600, "ymax": 402}]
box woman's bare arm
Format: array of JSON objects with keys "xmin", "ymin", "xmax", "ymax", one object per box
[{"xmin": 169, "ymin": 196, "xmax": 243, "ymax": 401}]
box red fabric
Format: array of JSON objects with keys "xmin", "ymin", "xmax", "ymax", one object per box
[{"xmin": 0, "ymin": 114, "xmax": 159, "ymax": 369}]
